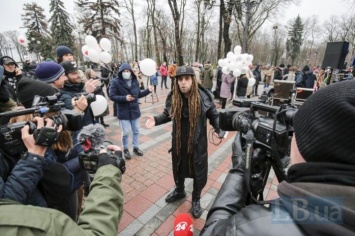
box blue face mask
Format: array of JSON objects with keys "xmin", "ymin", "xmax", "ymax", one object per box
[{"xmin": 122, "ymin": 72, "xmax": 131, "ymax": 80}]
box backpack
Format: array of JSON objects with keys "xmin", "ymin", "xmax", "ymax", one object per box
[{"xmin": 295, "ymin": 73, "xmax": 306, "ymax": 87}]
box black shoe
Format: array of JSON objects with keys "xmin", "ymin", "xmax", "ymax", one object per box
[
  {"xmin": 165, "ymin": 189, "xmax": 186, "ymax": 203},
  {"xmin": 133, "ymin": 147, "xmax": 143, "ymax": 156},
  {"xmin": 124, "ymin": 149, "xmax": 131, "ymax": 159},
  {"xmin": 191, "ymin": 199, "xmax": 202, "ymax": 218},
  {"xmin": 102, "ymin": 123, "xmax": 110, "ymax": 128}
]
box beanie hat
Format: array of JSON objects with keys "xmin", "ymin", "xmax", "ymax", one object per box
[
  {"xmin": 35, "ymin": 62, "xmax": 65, "ymax": 83},
  {"xmin": 293, "ymin": 80, "xmax": 355, "ymax": 165},
  {"xmin": 17, "ymin": 78, "xmax": 57, "ymax": 108},
  {"xmin": 279, "ymin": 63, "xmax": 285, "ymax": 68},
  {"xmin": 60, "ymin": 61, "xmax": 78, "ymax": 75},
  {"xmin": 302, "ymin": 65, "xmax": 310, "ymax": 72},
  {"xmin": 56, "ymin": 45, "xmax": 73, "ymax": 58}
]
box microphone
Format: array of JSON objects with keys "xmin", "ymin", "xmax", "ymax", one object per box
[
  {"xmin": 173, "ymin": 213, "xmax": 194, "ymax": 236},
  {"xmin": 77, "ymin": 123, "xmax": 106, "ymax": 151}
]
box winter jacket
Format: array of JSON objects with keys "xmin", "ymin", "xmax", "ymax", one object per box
[
  {"xmin": 160, "ymin": 65, "xmax": 168, "ymax": 77},
  {"xmin": 192, "ymin": 67, "xmax": 201, "ymax": 84},
  {"xmin": 305, "ymin": 71, "xmax": 317, "ymax": 88},
  {"xmin": 153, "ymin": 86, "xmax": 221, "ymax": 193},
  {"xmin": 168, "ymin": 64, "xmax": 177, "ymax": 78},
  {"xmin": 201, "ymin": 65, "xmax": 214, "ymax": 89},
  {"xmin": 220, "ymin": 73, "xmax": 236, "ymax": 99},
  {"xmin": 150, "ymin": 72, "xmax": 159, "ymax": 86},
  {"xmin": 109, "ymin": 62, "xmax": 150, "ymax": 120},
  {"xmin": 274, "ymin": 67, "xmax": 283, "ymax": 80},
  {"xmin": 0, "ymin": 165, "xmax": 124, "ymax": 236},
  {"xmin": 236, "ymin": 74, "xmax": 249, "ymax": 97}
]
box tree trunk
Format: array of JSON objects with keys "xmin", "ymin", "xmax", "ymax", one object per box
[
  {"xmin": 217, "ymin": 0, "xmax": 224, "ymax": 60},
  {"xmin": 168, "ymin": 0, "xmax": 184, "ymax": 66},
  {"xmin": 195, "ymin": 0, "xmax": 201, "ymax": 62}
]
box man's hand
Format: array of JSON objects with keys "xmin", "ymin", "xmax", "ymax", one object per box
[
  {"xmin": 72, "ymin": 95, "xmax": 88, "ymax": 112},
  {"xmin": 126, "ymin": 94, "xmax": 135, "ymax": 102},
  {"xmin": 98, "ymin": 145, "xmax": 126, "ymax": 174},
  {"xmin": 145, "ymin": 116, "xmax": 156, "ymax": 129},
  {"xmin": 15, "ymin": 67, "xmax": 22, "ymax": 76},
  {"xmin": 21, "ymin": 117, "xmax": 63, "ymax": 157},
  {"xmin": 148, "ymin": 85, "xmax": 154, "ymax": 92},
  {"xmin": 85, "ymin": 79, "xmax": 100, "ymax": 93}
]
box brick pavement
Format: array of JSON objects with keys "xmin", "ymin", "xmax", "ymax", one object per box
[{"xmin": 101, "ymin": 77, "xmax": 279, "ymax": 236}]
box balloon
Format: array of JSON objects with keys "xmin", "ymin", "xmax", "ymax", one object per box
[
  {"xmin": 85, "ymin": 35, "xmax": 97, "ymax": 49},
  {"xmin": 96, "ymin": 44, "xmax": 102, "ymax": 53},
  {"xmin": 240, "ymin": 66, "xmax": 249, "ymax": 74},
  {"xmin": 139, "ymin": 58, "xmax": 157, "ymax": 76},
  {"xmin": 226, "ymin": 51, "xmax": 234, "ymax": 59},
  {"xmin": 18, "ymin": 35, "xmax": 26, "ymax": 45},
  {"xmin": 99, "ymin": 38, "xmax": 111, "ymax": 52},
  {"xmin": 228, "ymin": 61, "xmax": 237, "ymax": 71},
  {"xmin": 246, "ymin": 54, "xmax": 254, "ymax": 62},
  {"xmin": 233, "ymin": 68, "xmax": 241, "ymax": 77},
  {"xmin": 90, "ymin": 95, "xmax": 108, "ymax": 116},
  {"xmin": 100, "ymin": 51, "xmax": 112, "ymax": 63},
  {"xmin": 87, "ymin": 49, "xmax": 100, "ymax": 63},
  {"xmin": 81, "ymin": 45, "xmax": 90, "ymax": 56},
  {"xmin": 234, "ymin": 45, "xmax": 242, "ymax": 55},
  {"xmin": 236, "ymin": 55, "xmax": 243, "ymax": 62},
  {"xmin": 235, "ymin": 61, "xmax": 243, "ymax": 69},
  {"xmin": 248, "ymin": 78, "xmax": 256, "ymax": 87},
  {"xmin": 222, "ymin": 66, "xmax": 230, "ymax": 74},
  {"xmin": 218, "ymin": 58, "xmax": 227, "ymax": 67}
]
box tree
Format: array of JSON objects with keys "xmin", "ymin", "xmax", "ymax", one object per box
[
  {"xmin": 49, "ymin": 0, "xmax": 75, "ymax": 49},
  {"xmin": 121, "ymin": 0, "xmax": 138, "ymax": 60},
  {"xmin": 286, "ymin": 15, "xmax": 304, "ymax": 65},
  {"xmin": 76, "ymin": 0, "xmax": 121, "ymax": 41},
  {"xmin": 21, "ymin": 2, "xmax": 53, "ymax": 60},
  {"xmin": 4, "ymin": 31, "xmax": 28, "ymax": 63}
]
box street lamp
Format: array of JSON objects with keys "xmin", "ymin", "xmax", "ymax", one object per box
[
  {"xmin": 242, "ymin": 0, "xmax": 257, "ymax": 53},
  {"xmin": 272, "ymin": 25, "xmax": 278, "ymax": 66}
]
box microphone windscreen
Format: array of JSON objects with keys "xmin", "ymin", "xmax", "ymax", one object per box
[
  {"xmin": 173, "ymin": 213, "xmax": 194, "ymax": 236},
  {"xmin": 77, "ymin": 123, "xmax": 106, "ymax": 148}
]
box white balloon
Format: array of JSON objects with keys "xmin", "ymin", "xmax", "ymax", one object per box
[
  {"xmin": 248, "ymin": 78, "xmax": 256, "ymax": 87},
  {"xmin": 81, "ymin": 45, "xmax": 90, "ymax": 57},
  {"xmin": 99, "ymin": 38, "xmax": 111, "ymax": 52},
  {"xmin": 139, "ymin": 58, "xmax": 157, "ymax": 76},
  {"xmin": 90, "ymin": 95, "xmax": 108, "ymax": 116},
  {"xmin": 85, "ymin": 35, "xmax": 97, "ymax": 49},
  {"xmin": 246, "ymin": 54, "xmax": 254, "ymax": 62},
  {"xmin": 100, "ymin": 51, "xmax": 112, "ymax": 63},
  {"xmin": 236, "ymin": 55, "xmax": 243, "ymax": 62},
  {"xmin": 240, "ymin": 66, "xmax": 249, "ymax": 74},
  {"xmin": 234, "ymin": 45, "xmax": 242, "ymax": 55},
  {"xmin": 228, "ymin": 61, "xmax": 238, "ymax": 71},
  {"xmin": 222, "ymin": 66, "xmax": 230, "ymax": 74},
  {"xmin": 18, "ymin": 35, "xmax": 26, "ymax": 45},
  {"xmin": 233, "ymin": 68, "xmax": 241, "ymax": 77},
  {"xmin": 218, "ymin": 58, "xmax": 227, "ymax": 67},
  {"xmin": 87, "ymin": 49, "xmax": 100, "ymax": 63},
  {"xmin": 226, "ymin": 51, "xmax": 234, "ymax": 59},
  {"xmin": 235, "ymin": 61, "xmax": 243, "ymax": 69}
]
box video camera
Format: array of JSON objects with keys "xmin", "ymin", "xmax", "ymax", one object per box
[
  {"xmin": 74, "ymin": 92, "xmax": 96, "ymax": 104},
  {"xmin": 0, "ymin": 94, "xmax": 83, "ymax": 156},
  {"xmin": 219, "ymin": 102, "xmax": 297, "ymax": 204}
]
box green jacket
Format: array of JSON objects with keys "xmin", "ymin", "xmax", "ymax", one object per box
[
  {"xmin": 0, "ymin": 165, "xmax": 124, "ymax": 236},
  {"xmin": 201, "ymin": 65, "xmax": 214, "ymax": 89}
]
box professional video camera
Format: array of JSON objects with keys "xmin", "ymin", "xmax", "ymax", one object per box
[
  {"xmin": 74, "ymin": 92, "xmax": 96, "ymax": 104},
  {"xmin": 0, "ymin": 94, "xmax": 83, "ymax": 156},
  {"xmin": 219, "ymin": 102, "xmax": 297, "ymax": 204}
]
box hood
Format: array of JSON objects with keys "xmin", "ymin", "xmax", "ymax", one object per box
[
  {"xmin": 117, "ymin": 62, "xmax": 137, "ymax": 80},
  {"xmin": 0, "ymin": 56, "xmax": 19, "ymax": 68}
]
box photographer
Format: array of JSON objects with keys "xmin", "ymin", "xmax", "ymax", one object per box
[
  {"xmin": 0, "ymin": 118, "xmax": 126, "ymax": 235},
  {"xmin": 202, "ymin": 81, "xmax": 355, "ymax": 235}
]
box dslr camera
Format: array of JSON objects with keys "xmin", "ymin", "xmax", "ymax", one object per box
[
  {"xmin": 0, "ymin": 94, "xmax": 83, "ymax": 156},
  {"xmin": 74, "ymin": 92, "xmax": 96, "ymax": 104},
  {"xmin": 78, "ymin": 146, "xmax": 116, "ymax": 173}
]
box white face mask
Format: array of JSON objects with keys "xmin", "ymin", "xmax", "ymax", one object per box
[{"xmin": 122, "ymin": 72, "xmax": 131, "ymax": 80}]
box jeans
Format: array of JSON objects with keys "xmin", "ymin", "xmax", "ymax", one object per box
[{"xmin": 120, "ymin": 118, "xmax": 140, "ymax": 149}]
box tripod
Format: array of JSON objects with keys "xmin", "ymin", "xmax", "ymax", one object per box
[{"xmin": 144, "ymin": 76, "xmax": 159, "ymax": 104}]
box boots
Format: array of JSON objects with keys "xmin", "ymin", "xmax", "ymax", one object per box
[
  {"xmin": 191, "ymin": 198, "xmax": 202, "ymax": 218},
  {"xmin": 165, "ymin": 188, "xmax": 186, "ymax": 203}
]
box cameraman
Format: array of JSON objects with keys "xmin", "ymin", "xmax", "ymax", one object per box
[
  {"xmin": 0, "ymin": 118, "xmax": 126, "ymax": 235},
  {"xmin": 202, "ymin": 81, "xmax": 355, "ymax": 235}
]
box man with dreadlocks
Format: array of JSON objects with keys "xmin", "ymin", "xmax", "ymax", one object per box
[{"xmin": 146, "ymin": 66, "xmax": 223, "ymax": 218}]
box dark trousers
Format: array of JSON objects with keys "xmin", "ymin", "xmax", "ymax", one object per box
[
  {"xmin": 176, "ymin": 175, "xmax": 202, "ymax": 200},
  {"xmin": 221, "ymin": 98, "xmax": 227, "ymax": 109},
  {"xmin": 253, "ymin": 80, "xmax": 260, "ymax": 95},
  {"xmin": 161, "ymin": 76, "xmax": 168, "ymax": 88}
]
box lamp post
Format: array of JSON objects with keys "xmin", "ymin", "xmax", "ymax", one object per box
[
  {"xmin": 242, "ymin": 0, "xmax": 257, "ymax": 53},
  {"xmin": 272, "ymin": 25, "xmax": 278, "ymax": 66}
]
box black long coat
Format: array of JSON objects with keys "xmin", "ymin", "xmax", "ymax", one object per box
[{"xmin": 154, "ymin": 87, "xmax": 220, "ymax": 190}]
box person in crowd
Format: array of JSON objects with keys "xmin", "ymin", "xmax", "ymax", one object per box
[
  {"xmin": 160, "ymin": 61, "xmax": 169, "ymax": 89},
  {"xmin": 315, "ymin": 67, "xmax": 326, "ymax": 90},
  {"xmin": 0, "ymin": 115, "xmax": 126, "ymax": 235},
  {"xmin": 274, "ymin": 63, "xmax": 284, "ymax": 81},
  {"xmin": 283, "ymin": 64, "xmax": 291, "ymax": 77},
  {"xmin": 236, "ymin": 73, "xmax": 249, "ymax": 99},
  {"xmin": 0, "ymin": 56, "xmax": 25, "ymax": 104},
  {"xmin": 202, "ymin": 80, "xmax": 355, "ymax": 235},
  {"xmin": 22, "ymin": 59, "xmax": 31, "ymax": 74},
  {"xmin": 215, "ymin": 66, "xmax": 223, "ymax": 103},
  {"xmin": 264, "ymin": 66, "xmax": 273, "ymax": 88},
  {"xmin": 85, "ymin": 68, "xmax": 110, "ymax": 127},
  {"xmin": 201, "ymin": 61, "xmax": 214, "ymax": 92},
  {"xmin": 295, "ymin": 65, "xmax": 310, "ymax": 88},
  {"xmin": 0, "ymin": 65, "xmax": 16, "ymax": 112},
  {"xmin": 35, "ymin": 61, "xmax": 68, "ymax": 90},
  {"xmin": 145, "ymin": 66, "xmax": 223, "ymax": 218},
  {"xmin": 192, "ymin": 62, "xmax": 201, "ymax": 84},
  {"xmin": 109, "ymin": 62, "xmax": 153, "ymax": 160},
  {"xmin": 252, "ymin": 65, "xmax": 262, "ymax": 96},
  {"xmin": 305, "ymin": 68, "xmax": 317, "ymax": 88},
  {"xmin": 220, "ymin": 71, "xmax": 236, "ymax": 109},
  {"xmin": 168, "ymin": 61, "xmax": 177, "ymax": 90}
]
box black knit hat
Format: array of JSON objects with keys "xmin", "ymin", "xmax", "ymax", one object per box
[
  {"xmin": 60, "ymin": 61, "xmax": 78, "ymax": 75},
  {"xmin": 56, "ymin": 45, "xmax": 73, "ymax": 58},
  {"xmin": 17, "ymin": 78, "xmax": 57, "ymax": 108},
  {"xmin": 35, "ymin": 62, "xmax": 65, "ymax": 83},
  {"xmin": 293, "ymin": 80, "xmax": 355, "ymax": 165}
]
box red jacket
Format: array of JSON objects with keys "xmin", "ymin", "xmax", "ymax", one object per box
[{"xmin": 160, "ymin": 65, "xmax": 168, "ymax": 77}]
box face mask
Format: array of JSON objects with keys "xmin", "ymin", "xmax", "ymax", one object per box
[{"xmin": 122, "ymin": 72, "xmax": 131, "ymax": 80}]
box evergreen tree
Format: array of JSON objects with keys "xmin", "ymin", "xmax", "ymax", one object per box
[
  {"xmin": 49, "ymin": 0, "xmax": 75, "ymax": 50},
  {"xmin": 21, "ymin": 2, "xmax": 53, "ymax": 60},
  {"xmin": 75, "ymin": 0, "xmax": 121, "ymax": 41},
  {"xmin": 286, "ymin": 15, "xmax": 304, "ymax": 65}
]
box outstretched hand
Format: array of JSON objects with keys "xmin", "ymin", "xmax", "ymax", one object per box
[{"xmin": 145, "ymin": 116, "xmax": 156, "ymax": 129}]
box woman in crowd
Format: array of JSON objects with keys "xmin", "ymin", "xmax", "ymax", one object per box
[{"xmin": 220, "ymin": 72, "xmax": 236, "ymax": 109}]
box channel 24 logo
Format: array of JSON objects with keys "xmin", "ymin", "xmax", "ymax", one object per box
[{"xmin": 271, "ymin": 197, "xmax": 343, "ymax": 224}]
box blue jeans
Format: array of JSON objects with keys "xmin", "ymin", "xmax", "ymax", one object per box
[{"xmin": 120, "ymin": 118, "xmax": 140, "ymax": 149}]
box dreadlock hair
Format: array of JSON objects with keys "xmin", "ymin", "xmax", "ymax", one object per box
[{"xmin": 170, "ymin": 75, "xmax": 201, "ymax": 157}]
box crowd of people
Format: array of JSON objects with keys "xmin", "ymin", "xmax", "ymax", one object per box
[{"xmin": 0, "ymin": 45, "xmax": 355, "ymax": 235}]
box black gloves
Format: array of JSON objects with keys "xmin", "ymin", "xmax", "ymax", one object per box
[{"xmin": 98, "ymin": 150, "xmax": 126, "ymax": 174}]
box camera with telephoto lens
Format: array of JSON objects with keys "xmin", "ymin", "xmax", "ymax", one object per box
[
  {"xmin": 0, "ymin": 93, "xmax": 83, "ymax": 156},
  {"xmin": 219, "ymin": 102, "xmax": 297, "ymax": 204},
  {"xmin": 74, "ymin": 92, "xmax": 96, "ymax": 104}
]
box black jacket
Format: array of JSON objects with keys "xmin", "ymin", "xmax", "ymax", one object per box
[
  {"xmin": 154, "ymin": 86, "xmax": 220, "ymax": 191},
  {"xmin": 236, "ymin": 75, "xmax": 248, "ymax": 97}
]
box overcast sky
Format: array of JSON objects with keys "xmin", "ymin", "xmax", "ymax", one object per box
[{"xmin": 0, "ymin": 0, "xmax": 350, "ymax": 33}]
